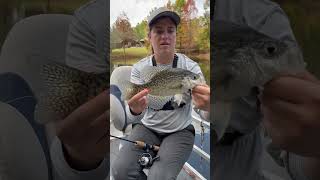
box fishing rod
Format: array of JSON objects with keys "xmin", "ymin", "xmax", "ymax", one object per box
[
  {"xmin": 109, "ymin": 134, "xmax": 136, "ymax": 144},
  {"xmin": 110, "ymin": 134, "xmax": 160, "ymax": 152},
  {"xmin": 104, "ymin": 134, "xmax": 160, "ymax": 167},
  {"xmin": 97, "ymin": 133, "xmax": 160, "ymax": 151}
]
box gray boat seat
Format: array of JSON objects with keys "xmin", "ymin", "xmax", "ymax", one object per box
[
  {"xmin": 110, "ymin": 65, "xmax": 153, "ymax": 178},
  {"xmin": 0, "ymin": 14, "xmax": 73, "ymax": 180},
  {"xmin": 110, "ymin": 65, "xmax": 137, "ymax": 133}
]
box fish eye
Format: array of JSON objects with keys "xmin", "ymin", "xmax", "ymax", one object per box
[
  {"xmin": 264, "ymin": 43, "xmax": 277, "ymax": 56},
  {"xmin": 267, "ymin": 46, "xmax": 276, "ymax": 54}
]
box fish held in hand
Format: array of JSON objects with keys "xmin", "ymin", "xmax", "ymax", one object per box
[
  {"xmin": 120, "ymin": 66, "xmax": 203, "ymax": 110},
  {"xmin": 211, "ymin": 20, "xmax": 305, "ymax": 142},
  {"xmin": 35, "ymin": 62, "xmax": 108, "ymax": 124},
  {"xmin": 212, "ymin": 20, "xmax": 305, "ymax": 102}
]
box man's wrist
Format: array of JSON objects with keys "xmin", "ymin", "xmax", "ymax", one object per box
[
  {"xmin": 130, "ymin": 107, "xmax": 142, "ymax": 116},
  {"xmin": 303, "ymin": 157, "xmax": 320, "ymax": 180},
  {"xmin": 62, "ymin": 143, "xmax": 103, "ymax": 171}
]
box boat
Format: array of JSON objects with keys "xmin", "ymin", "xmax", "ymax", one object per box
[{"xmin": 110, "ymin": 65, "xmax": 210, "ymax": 180}]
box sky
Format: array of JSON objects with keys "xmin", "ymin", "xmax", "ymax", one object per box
[{"xmin": 110, "ymin": 0, "xmax": 207, "ymax": 27}]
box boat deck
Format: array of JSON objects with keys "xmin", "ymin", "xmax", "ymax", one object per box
[{"xmin": 110, "ymin": 111, "xmax": 210, "ymax": 180}]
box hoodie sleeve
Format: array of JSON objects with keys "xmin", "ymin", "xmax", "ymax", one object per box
[{"xmin": 51, "ymin": 137, "xmax": 109, "ymax": 180}]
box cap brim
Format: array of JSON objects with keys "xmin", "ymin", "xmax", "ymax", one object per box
[{"xmin": 149, "ymin": 11, "xmax": 180, "ymax": 27}]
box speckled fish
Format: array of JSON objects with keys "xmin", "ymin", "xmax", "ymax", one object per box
[
  {"xmin": 121, "ymin": 66, "xmax": 202, "ymax": 110},
  {"xmin": 35, "ymin": 62, "xmax": 108, "ymax": 124},
  {"xmin": 212, "ymin": 20, "xmax": 305, "ymax": 102},
  {"xmin": 211, "ymin": 20, "xmax": 305, "ymax": 142}
]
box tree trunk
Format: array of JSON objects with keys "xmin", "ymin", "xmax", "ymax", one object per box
[{"xmin": 122, "ymin": 41, "xmax": 126, "ymax": 65}]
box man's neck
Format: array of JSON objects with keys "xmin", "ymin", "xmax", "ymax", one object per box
[{"xmin": 154, "ymin": 53, "xmax": 174, "ymax": 65}]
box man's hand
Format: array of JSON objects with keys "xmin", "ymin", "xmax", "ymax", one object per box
[
  {"xmin": 192, "ymin": 85, "xmax": 210, "ymax": 111},
  {"xmin": 261, "ymin": 71, "xmax": 320, "ymax": 158},
  {"xmin": 127, "ymin": 89, "xmax": 149, "ymax": 115},
  {"xmin": 56, "ymin": 90, "xmax": 109, "ymax": 170}
]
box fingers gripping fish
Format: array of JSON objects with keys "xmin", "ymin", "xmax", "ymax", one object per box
[{"xmin": 212, "ymin": 20, "xmax": 306, "ymax": 142}]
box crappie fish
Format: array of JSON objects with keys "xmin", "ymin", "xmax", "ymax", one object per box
[
  {"xmin": 35, "ymin": 62, "xmax": 108, "ymax": 124},
  {"xmin": 121, "ymin": 66, "xmax": 202, "ymax": 110},
  {"xmin": 212, "ymin": 20, "xmax": 305, "ymax": 142},
  {"xmin": 212, "ymin": 20, "xmax": 305, "ymax": 102}
]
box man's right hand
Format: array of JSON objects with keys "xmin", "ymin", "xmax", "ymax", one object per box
[
  {"xmin": 56, "ymin": 90, "xmax": 109, "ymax": 171},
  {"xmin": 192, "ymin": 85, "xmax": 210, "ymax": 111},
  {"xmin": 127, "ymin": 89, "xmax": 149, "ymax": 115}
]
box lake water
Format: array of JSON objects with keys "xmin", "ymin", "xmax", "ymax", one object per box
[{"xmin": 187, "ymin": 132, "xmax": 210, "ymax": 179}]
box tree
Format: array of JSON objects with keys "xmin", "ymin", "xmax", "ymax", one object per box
[
  {"xmin": 174, "ymin": 0, "xmax": 185, "ymax": 14},
  {"xmin": 173, "ymin": 0, "xmax": 186, "ymax": 51},
  {"xmin": 134, "ymin": 20, "xmax": 147, "ymax": 41},
  {"xmin": 110, "ymin": 25, "xmax": 121, "ymax": 49},
  {"xmin": 184, "ymin": 0, "xmax": 198, "ymax": 19},
  {"xmin": 166, "ymin": 1, "xmax": 173, "ymax": 10},
  {"xmin": 196, "ymin": 16, "xmax": 210, "ymax": 51},
  {"xmin": 114, "ymin": 11, "xmax": 135, "ymax": 64},
  {"xmin": 174, "ymin": 0, "xmax": 198, "ymax": 54},
  {"xmin": 184, "ymin": 0, "xmax": 198, "ymax": 54},
  {"xmin": 198, "ymin": 0, "xmax": 210, "ymax": 51}
]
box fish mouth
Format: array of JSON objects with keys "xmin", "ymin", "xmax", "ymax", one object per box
[
  {"xmin": 212, "ymin": 68, "xmax": 234, "ymax": 91},
  {"xmin": 212, "ymin": 66, "xmax": 239, "ymax": 101},
  {"xmin": 250, "ymin": 86, "xmax": 260, "ymax": 96}
]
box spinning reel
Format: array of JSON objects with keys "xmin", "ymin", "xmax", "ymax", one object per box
[
  {"xmin": 136, "ymin": 141, "xmax": 160, "ymax": 168},
  {"xmin": 108, "ymin": 135, "xmax": 160, "ymax": 168}
]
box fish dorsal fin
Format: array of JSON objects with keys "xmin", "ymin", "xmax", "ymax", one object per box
[{"xmin": 140, "ymin": 66, "xmax": 170, "ymax": 82}]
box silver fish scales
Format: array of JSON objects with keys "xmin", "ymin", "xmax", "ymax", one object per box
[{"xmin": 35, "ymin": 62, "xmax": 108, "ymax": 124}]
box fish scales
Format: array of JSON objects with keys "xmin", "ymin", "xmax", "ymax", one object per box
[
  {"xmin": 122, "ymin": 67, "xmax": 202, "ymax": 110},
  {"xmin": 211, "ymin": 20, "xmax": 305, "ymax": 142},
  {"xmin": 36, "ymin": 63, "xmax": 202, "ymax": 123},
  {"xmin": 212, "ymin": 20, "xmax": 305, "ymax": 102},
  {"xmin": 35, "ymin": 62, "xmax": 108, "ymax": 124}
]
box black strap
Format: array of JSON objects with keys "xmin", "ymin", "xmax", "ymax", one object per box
[
  {"xmin": 172, "ymin": 54, "xmax": 178, "ymax": 68},
  {"xmin": 152, "ymin": 54, "xmax": 178, "ymax": 68},
  {"xmin": 149, "ymin": 99, "xmax": 186, "ymax": 111},
  {"xmin": 152, "ymin": 56, "xmax": 157, "ymax": 66},
  {"xmin": 152, "ymin": 56, "xmax": 156, "ymax": 66}
]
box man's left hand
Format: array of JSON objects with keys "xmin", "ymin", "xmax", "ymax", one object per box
[
  {"xmin": 261, "ymin": 71, "xmax": 320, "ymax": 158},
  {"xmin": 192, "ymin": 85, "xmax": 210, "ymax": 111}
]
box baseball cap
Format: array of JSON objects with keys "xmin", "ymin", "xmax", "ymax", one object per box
[{"xmin": 147, "ymin": 7, "xmax": 180, "ymax": 27}]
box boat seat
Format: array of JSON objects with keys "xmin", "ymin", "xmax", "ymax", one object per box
[
  {"xmin": 110, "ymin": 65, "xmax": 139, "ymax": 134},
  {"xmin": 0, "ymin": 14, "xmax": 72, "ymax": 180}
]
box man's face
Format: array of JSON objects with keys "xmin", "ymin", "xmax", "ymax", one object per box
[{"xmin": 149, "ymin": 17, "xmax": 176, "ymax": 55}]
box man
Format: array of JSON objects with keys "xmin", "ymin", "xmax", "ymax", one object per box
[
  {"xmin": 49, "ymin": 2, "xmax": 211, "ymax": 180},
  {"xmin": 213, "ymin": 0, "xmax": 320, "ymax": 179},
  {"xmin": 111, "ymin": 7, "xmax": 209, "ymax": 180}
]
